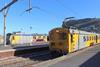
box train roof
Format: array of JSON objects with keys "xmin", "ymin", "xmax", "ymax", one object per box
[
  {"xmin": 49, "ymin": 27, "xmax": 98, "ymax": 35},
  {"xmin": 11, "ymin": 33, "xmax": 48, "ymax": 36},
  {"xmin": 62, "ymin": 18, "xmax": 100, "ymax": 33},
  {"xmin": 69, "ymin": 28, "xmax": 97, "ymax": 35},
  {"xmin": 49, "ymin": 27, "xmax": 69, "ymax": 32}
]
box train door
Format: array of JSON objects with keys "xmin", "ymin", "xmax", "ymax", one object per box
[
  {"xmin": 70, "ymin": 33, "xmax": 79, "ymax": 52},
  {"xmin": 79, "ymin": 34, "xmax": 86, "ymax": 49}
]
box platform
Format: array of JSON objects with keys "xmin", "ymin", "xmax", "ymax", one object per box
[
  {"xmin": 0, "ymin": 42, "xmax": 48, "ymax": 59},
  {"xmin": 34, "ymin": 44, "xmax": 100, "ymax": 67},
  {"xmin": 0, "ymin": 42, "xmax": 49, "ymax": 50}
]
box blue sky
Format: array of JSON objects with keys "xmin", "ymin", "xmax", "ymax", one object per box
[{"xmin": 0, "ymin": 0, "xmax": 100, "ymax": 35}]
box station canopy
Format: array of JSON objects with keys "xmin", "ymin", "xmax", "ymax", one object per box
[{"xmin": 62, "ymin": 18, "xmax": 100, "ymax": 33}]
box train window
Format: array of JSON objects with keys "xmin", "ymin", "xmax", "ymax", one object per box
[
  {"xmin": 93, "ymin": 36, "xmax": 94, "ymax": 40},
  {"xmin": 91, "ymin": 36, "xmax": 92, "ymax": 40},
  {"xmin": 92, "ymin": 36, "xmax": 93, "ymax": 40},
  {"xmin": 95, "ymin": 36, "xmax": 96, "ymax": 40},
  {"xmin": 43, "ymin": 36, "xmax": 46, "ymax": 38},
  {"xmin": 90, "ymin": 36, "xmax": 92, "ymax": 40},
  {"xmin": 89, "ymin": 36, "xmax": 90, "ymax": 40},
  {"xmin": 33, "ymin": 36, "xmax": 36, "ymax": 39},
  {"xmin": 94, "ymin": 36, "xmax": 95, "ymax": 40},
  {"xmin": 87, "ymin": 36, "xmax": 88, "ymax": 41},
  {"xmin": 83, "ymin": 36, "xmax": 86, "ymax": 41},
  {"xmin": 97, "ymin": 36, "xmax": 98, "ymax": 40},
  {"xmin": 58, "ymin": 33, "xmax": 67, "ymax": 40},
  {"xmin": 90, "ymin": 36, "xmax": 91, "ymax": 40}
]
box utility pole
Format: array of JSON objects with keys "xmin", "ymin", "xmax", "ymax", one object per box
[
  {"xmin": 29, "ymin": 0, "xmax": 31, "ymax": 13},
  {"xmin": 24, "ymin": 0, "xmax": 32, "ymax": 13},
  {"xmin": 3, "ymin": 9, "xmax": 7, "ymax": 46},
  {"xmin": 0, "ymin": 0, "xmax": 18, "ymax": 46}
]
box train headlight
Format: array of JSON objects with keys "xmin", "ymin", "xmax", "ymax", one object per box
[{"xmin": 56, "ymin": 30, "xmax": 59, "ymax": 32}]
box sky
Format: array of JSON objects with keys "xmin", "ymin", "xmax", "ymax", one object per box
[{"xmin": 0, "ymin": 0, "xmax": 100, "ymax": 35}]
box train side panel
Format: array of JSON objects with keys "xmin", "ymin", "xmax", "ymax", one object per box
[
  {"xmin": 10, "ymin": 35, "xmax": 21, "ymax": 45},
  {"xmin": 68, "ymin": 29, "xmax": 98, "ymax": 53},
  {"xmin": 9, "ymin": 34, "xmax": 48, "ymax": 45}
]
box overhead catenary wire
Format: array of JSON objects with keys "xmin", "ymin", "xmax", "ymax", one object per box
[
  {"xmin": 21, "ymin": 5, "xmax": 58, "ymax": 20},
  {"xmin": 55, "ymin": 0, "xmax": 82, "ymax": 18}
]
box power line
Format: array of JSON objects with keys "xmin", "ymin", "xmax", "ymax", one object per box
[
  {"xmin": 34, "ymin": 7, "xmax": 58, "ymax": 20},
  {"xmin": 19, "ymin": 0, "xmax": 57, "ymax": 19},
  {"xmin": 55, "ymin": 0, "xmax": 81, "ymax": 17},
  {"xmin": 21, "ymin": 6, "xmax": 57, "ymax": 19}
]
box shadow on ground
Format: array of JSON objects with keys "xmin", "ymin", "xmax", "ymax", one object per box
[
  {"xmin": 14, "ymin": 46, "xmax": 54, "ymax": 61},
  {"xmin": 80, "ymin": 52, "xmax": 100, "ymax": 67}
]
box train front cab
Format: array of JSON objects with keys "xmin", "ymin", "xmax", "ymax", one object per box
[{"xmin": 49, "ymin": 28, "xmax": 69, "ymax": 55}]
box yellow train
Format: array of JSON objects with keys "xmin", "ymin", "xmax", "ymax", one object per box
[
  {"xmin": 49, "ymin": 28, "xmax": 100, "ymax": 55},
  {"xmin": 6, "ymin": 33, "xmax": 48, "ymax": 45}
]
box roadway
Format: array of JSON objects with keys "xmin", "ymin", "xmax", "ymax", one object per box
[{"xmin": 35, "ymin": 44, "xmax": 100, "ymax": 67}]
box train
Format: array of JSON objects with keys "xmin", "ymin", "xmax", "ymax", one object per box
[
  {"xmin": 5, "ymin": 33, "xmax": 48, "ymax": 45},
  {"xmin": 49, "ymin": 27, "xmax": 100, "ymax": 55}
]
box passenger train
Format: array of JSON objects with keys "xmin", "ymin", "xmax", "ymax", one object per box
[
  {"xmin": 49, "ymin": 27, "xmax": 100, "ymax": 55},
  {"xmin": 6, "ymin": 33, "xmax": 48, "ymax": 45}
]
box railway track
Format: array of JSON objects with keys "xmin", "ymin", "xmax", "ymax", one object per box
[{"xmin": 0, "ymin": 50, "xmax": 52, "ymax": 67}]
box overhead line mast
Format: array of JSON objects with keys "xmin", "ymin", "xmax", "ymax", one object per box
[
  {"xmin": 29, "ymin": 0, "xmax": 31, "ymax": 13},
  {"xmin": 0, "ymin": 0, "xmax": 18, "ymax": 46},
  {"xmin": 0, "ymin": 0, "xmax": 18, "ymax": 12}
]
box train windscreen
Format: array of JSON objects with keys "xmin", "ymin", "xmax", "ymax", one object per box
[
  {"xmin": 49, "ymin": 29, "xmax": 67, "ymax": 41},
  {"xmin": 58, "ymin": 33, "xmax": 67, "ymax": 40}
]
